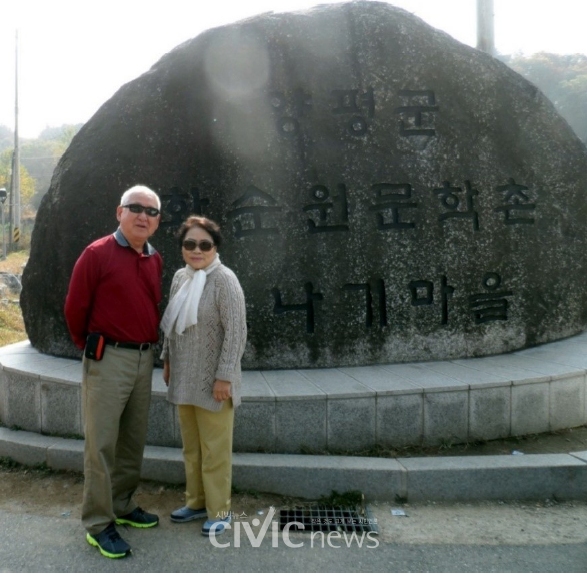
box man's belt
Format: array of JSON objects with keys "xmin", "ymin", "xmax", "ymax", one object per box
[{"xmin": 105, "ymin": 339, "xmax": 152, "ymax": 351}]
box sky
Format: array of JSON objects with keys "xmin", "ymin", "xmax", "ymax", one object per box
[{"xmin": 0, "ymin": 0, "xmax": 586, "ymax": 139}]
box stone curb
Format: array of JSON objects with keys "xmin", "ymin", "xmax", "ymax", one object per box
[
  {"xmin": 4, "ymin": 335, "xmax": 587, "ymax": 455},
  {"xmin": 2, "ymin": 427, "xmax": 587, "ymax": 502}
]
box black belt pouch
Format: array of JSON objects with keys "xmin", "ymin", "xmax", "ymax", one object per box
[{"xmin": 85, "ymin": 333, "xmax": 105, "ymax": 361}]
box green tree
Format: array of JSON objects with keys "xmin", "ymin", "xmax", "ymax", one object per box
[
  {"xmin": 20, "ymin": 139, "xmax": 62, "ymax": 207},
  {"xmin": 0, "ymin": 123, "xmax": 81, "ymax": 212},
  {"xmin": 503, "ymin": 52, "xmax": 587, "ymax": 144},
  {"xmin": 0, "ymin": 148, "xmax": 36, "ymax": 209},
  {"xmin": 0, "ymin": 125, "xmax": 13, "ymax": 153},
  {"xmin": 38, "ymin": 124, "xmax": 81, "ymax": 143},
  {"xmin": 20, "ymin": 123, "xmax": 82, "ymax": 209}
]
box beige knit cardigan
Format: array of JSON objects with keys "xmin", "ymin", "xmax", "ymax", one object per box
[{"xmin": 160, "ymin": 264, "xmax": 247, "ymax": 411}]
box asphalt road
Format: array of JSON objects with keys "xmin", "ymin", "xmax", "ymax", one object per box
[
  {"xmin": 2, "ymin": 458, "xmax": 587, "ymax": 573},
  {"xmin": 2, "ymin": 501, "xmax": 587, "ymax": 573}
]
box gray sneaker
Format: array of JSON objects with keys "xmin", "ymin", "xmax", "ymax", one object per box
[
  {"xmin": 202, "ymin": 514, "xmax": 232, "ymax": 536},
  {"xmin": 170, "ymin": 506, "xmax": 207, "ymax": 523}
]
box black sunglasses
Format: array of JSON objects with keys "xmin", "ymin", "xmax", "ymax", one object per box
[
  {"xmin": 182, "ymin": 239, "xmax": 215, "ymax": 252},
  {"xmin": 122, "ymin": 203, "xmax": 160, "ymax": 217}
]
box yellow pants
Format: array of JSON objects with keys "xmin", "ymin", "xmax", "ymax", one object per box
[{"xmin": 178, "ymin": 400, "xmax": 234, "ymax": 519}]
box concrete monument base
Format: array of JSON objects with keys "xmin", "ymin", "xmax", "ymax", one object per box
[{"xmin": 1, "ymin": 332, "xmax": 587, "ymax": 454}]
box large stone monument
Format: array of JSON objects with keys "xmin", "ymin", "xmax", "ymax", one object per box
[{"xmin": 21, "ymin": 1, "xmax": 587, "ymax": 369}]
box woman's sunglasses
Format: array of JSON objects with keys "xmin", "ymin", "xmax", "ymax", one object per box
[{"xmin": 182, "ymin": 239, "xmax": 215, "ymax": 252}]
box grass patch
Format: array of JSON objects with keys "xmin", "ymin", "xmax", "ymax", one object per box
[
  {"xmin": 0, "ymin": 455, "xmax": 83, "ymax": 480},
  {"xmin": 232, "ymin": 485, "xmax": 261, "ymax": 498},
  {"xmin": 316, "ymin": 490, "xmax": 363, "ymax": 507},
  {"xmin": 0, "ymin": 301, "xmax": 25, "ymax": 347},
  {"xmin": 0, "ymin": 456, "xmax": 22, "ymax": 470},
  {"xmin": 40, "ymin": 430, "xmax": 84, "ymax": 441},
  {"xmin": 0, "ymin": 456, "xmax": 50, "ymax": 475},
  {"xmin": 0, "ymin": 250, "xmax": 29, "ymax": 275},
  {"xmin": 0, "ymin": 250, "xmax": 28, "ymax": 347}
]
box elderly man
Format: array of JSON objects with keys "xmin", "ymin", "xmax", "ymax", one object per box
[{"xmin": 65, "ymin": 185, "xmax": 163, "ymax": 559}]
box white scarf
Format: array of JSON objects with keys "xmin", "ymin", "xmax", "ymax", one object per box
[{"xmin": 161, "ymin": 255, "xmax": 221, "ymax": 337}]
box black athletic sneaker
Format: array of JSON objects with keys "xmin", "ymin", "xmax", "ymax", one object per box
[
  {"xmin": 116, "ymin": 507, "xmax": 159, "ymax": 528},
  {"xmin": 86, "ymin": 523, "xmax": 131, "ymax": 559}
]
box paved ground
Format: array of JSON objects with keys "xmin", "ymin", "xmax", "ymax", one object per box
[
  {"xmin": 2, "ymin": 508, "xmax": 587, "ymax": 573},
  {"xmin": 1, "ymin": 463, "xmax": 587, "ymax": 573},
  {"xmin": 3, "ymin": 422, "xmax": 587, "ymax": 572}
]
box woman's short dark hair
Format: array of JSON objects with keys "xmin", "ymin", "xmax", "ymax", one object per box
[{"xmin": 177, "ymin": 216, "xmax": 223, "ymax": 249}]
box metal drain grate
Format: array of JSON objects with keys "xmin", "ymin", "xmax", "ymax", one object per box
[{"xmin": 279, "ymin": 505, "xmax": 378, "ymax": 533}]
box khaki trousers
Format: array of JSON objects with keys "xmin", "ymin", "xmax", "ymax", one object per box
[
  {"xmin": 178, "ymin": 400, "xmax": 234, "ymax": 519},
  {"xmin": 81, "ymin": 346, "xmax": 153, "ymax": 535}
]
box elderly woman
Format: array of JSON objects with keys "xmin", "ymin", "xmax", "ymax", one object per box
[{"xmin": 160, "ymin": 215, "xmax": 246, "ymax": 537}]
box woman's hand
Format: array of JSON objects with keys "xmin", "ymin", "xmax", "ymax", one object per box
[
  {"xmin": 213, "ymin": 379, "xmax": 232, "ymax": 402},
  {"xmin": 163, "ymin": 359, "xmax": 170, "ymax": 387}
]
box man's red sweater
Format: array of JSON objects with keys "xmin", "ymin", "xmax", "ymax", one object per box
[{"xmin": 64, "ymin": 231, "xmax": 163, "ymax": 349}]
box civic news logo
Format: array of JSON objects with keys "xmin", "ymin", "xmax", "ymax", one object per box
[{"xmin": 209, "ymin": 507, "xmax": 379, "ymax": 548}]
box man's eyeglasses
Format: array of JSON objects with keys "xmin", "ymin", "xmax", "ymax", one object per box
[
  {"xmin": 182, "ymin": 239, "xmax": 215, "ymax": 252},
  {"xmin": 122, "ymin": 203, "xmax": 160, "ymax": 217}
]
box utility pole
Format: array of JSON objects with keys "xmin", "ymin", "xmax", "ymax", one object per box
[
  {"xmin": 476, "ymin": 0, "xmax": 495, "ymax": 56},
  {"xmin": 0, "ymin": 188, "xmax": 6, "ymax": 260},
  {"xmin": 11, "ymin": 30, "xmax": 21, "ymax": 250}
]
